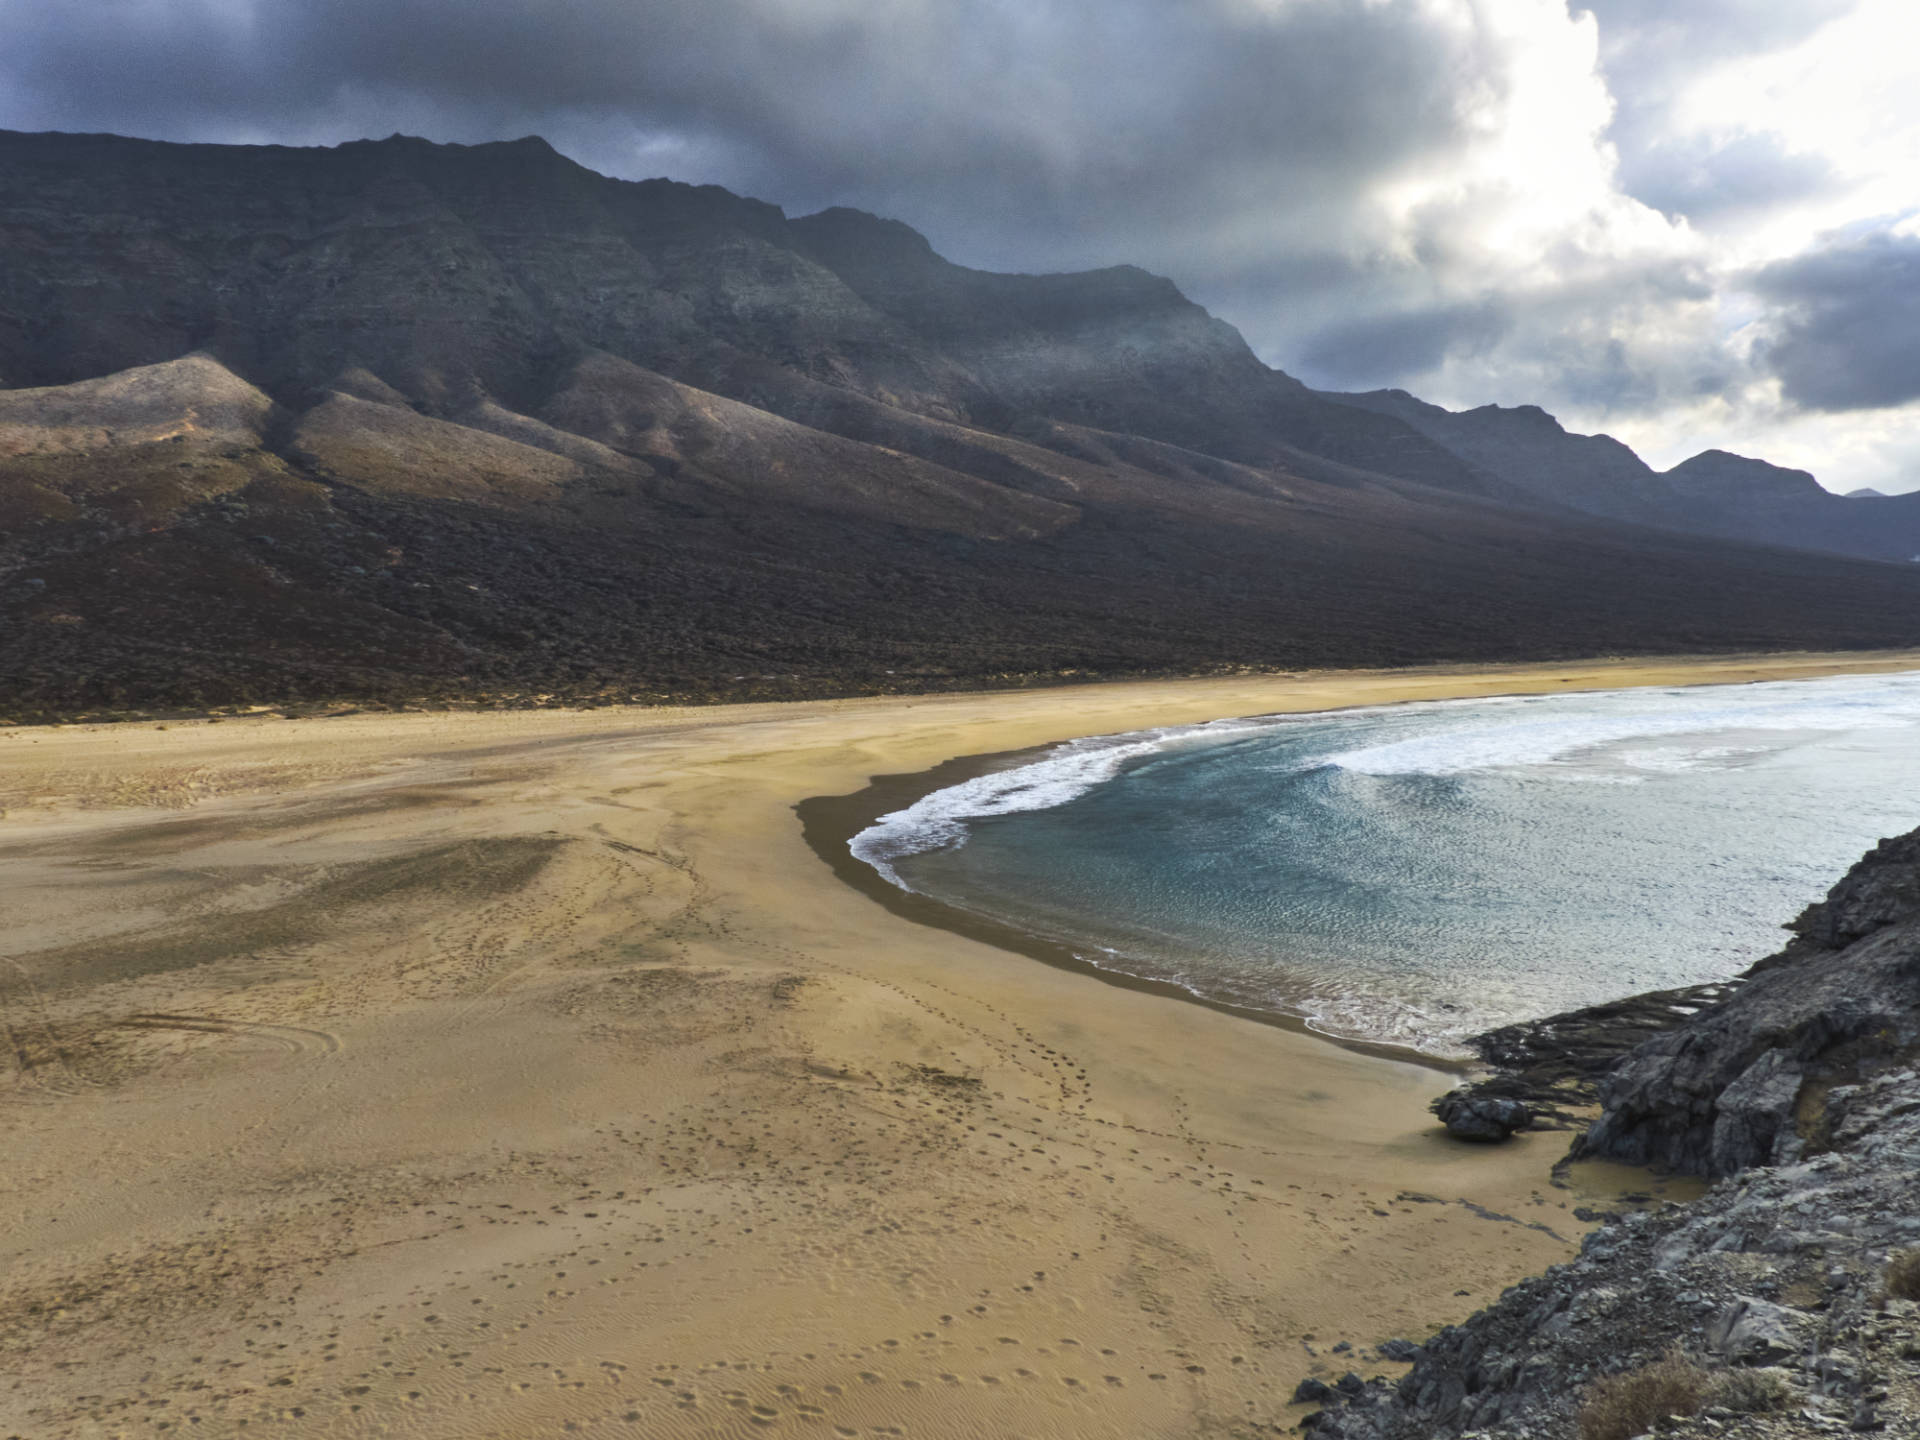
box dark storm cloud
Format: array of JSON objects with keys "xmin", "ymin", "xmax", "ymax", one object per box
[
  {"xmin": 1297, "ymin": 300, "xmax": 1514, "ymax": 392},
  {"xmin": 0, "ymin": 0, "xmax": 1877, "ymax": 435},
  {"xmin": 1, "ymin": 0, "xmax": 1612, "ymax": 389},
  {"xmin": 1752, "ymin": 230, "xmax": 1920, "ymax": 412},
  {"xmin": 0, "ymin": 0, "xmax": 1577, "ymax": 282}
]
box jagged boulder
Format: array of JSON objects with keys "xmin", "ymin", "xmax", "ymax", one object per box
[
  {"xmin": 1433, "ymin": 1092, "xmax": 1532, "ymax": 1142},
  {"xmin": 1791, "ymin": 829, "xmax": 1920, "ymax": 948},
  {"xmin": 1706, "ymin": 1297, "xmax": 1809, "ymax": 1365},
  {"xmin": 1574, "ymin": 831, "xmax": 1920, "ymax": 1177}
]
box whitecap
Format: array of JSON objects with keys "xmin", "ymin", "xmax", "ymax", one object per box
[
  {"xmin": 1321, "ymin": 674, "xmax": 1920, "ymax": 778},
  {"xmin": 849, "ymin": 717, "xmax": 1270, "ymax": 887}
]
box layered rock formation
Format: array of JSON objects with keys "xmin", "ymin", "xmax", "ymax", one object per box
[
  {"xmin": 5, "ymin": 130, "xmax": 1920, "ymax": 717},
  {"xmin": 1574, "ymin": 829, "xmax": 1920, "ymax": 1178},
  {"xmin": 1305, "ymin": 827, "xmax": 1920, "ymax": 1439}
]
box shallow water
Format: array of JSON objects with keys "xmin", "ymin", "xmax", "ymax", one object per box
[{"xmin": 851, "ymin": 671, "xmax": 1920, "ymax": 1055}]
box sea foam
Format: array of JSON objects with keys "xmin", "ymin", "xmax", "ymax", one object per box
[
  {"xmin": 849, "ymin": 718, "xmax": 1268, "ymax": 886},
  {"xmin": 1322, "ymin": 676, "xmax": 1920, "ymax": 778},
  {"xmin": 850, "ymin": 671, "xmax": 1920, "ymax": 887}
]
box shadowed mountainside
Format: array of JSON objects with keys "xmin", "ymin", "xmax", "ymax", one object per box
[
  {"xmin": 4, "ymin": 130, "xmax": 1920, "ymax": 717},
  {"xmin": 1328, "ymin": 388, "xmax": 1920, "ymax": 562}
]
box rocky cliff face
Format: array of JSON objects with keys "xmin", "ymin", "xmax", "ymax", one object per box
[
  {"xmin": 5, "ymin": 131, "xmax": 1920, "ymax": 717},
  {"xmin": 0, "ymin": 128, "xmax": 1481, "ymax": 491},
  {"xmin": 1304, "ymin": 828, "xmax": 1920, "ymax": 1440},
  {"xmin": 1573, "ymin": 829, "xmax": 1920, "ymax": 1178}
]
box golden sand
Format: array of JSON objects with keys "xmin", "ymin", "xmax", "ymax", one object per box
[{"xmin": 5, "ymin": 651, "xmax": 1912, "ymax": 1439}]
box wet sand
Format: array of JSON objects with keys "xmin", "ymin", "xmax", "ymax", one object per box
[{"xmin": 4, "ymin": 651, "xmax": 1909, "ymax": 1439}]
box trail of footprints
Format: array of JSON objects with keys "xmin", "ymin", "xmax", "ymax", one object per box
[
  {"xmin": 12, "ymin": 815, "xmax": 1500, "ymax": 1437},
  {"xmin": 26, "ymin": 1021, "xmax": 1360, "ymax": 1438}
]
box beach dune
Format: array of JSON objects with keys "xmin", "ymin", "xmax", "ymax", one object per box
[{"xmin": 5, "ymin": 653, "xmax": 1907, "ymax": 1438}]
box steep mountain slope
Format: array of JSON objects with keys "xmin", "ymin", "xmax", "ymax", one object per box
[
  {"xmin": 8, "ymin": 348, "xmax": 1920, "ymax": 719},
  {"xmin": 0, "ymin": 128, "xmax": 1485, "ymax": 493},
  {"xmin": 1665, "ymin": 450, "xmax": 1920, "ymax": 562},
  {"xmin": 1327, "ymin": 387, "xmax": 1920, "ymax": 562},
  {"xmin": 4, "ymin": 130, "xmax": 1920, "ymax": 717}
]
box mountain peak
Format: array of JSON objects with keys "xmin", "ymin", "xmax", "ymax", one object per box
[
  {"xmin": 789, "ymin": 206, "xmax": 943, "ymax": 274},
  {"xmin": 1665, "ymin": 449, "xmax": 1824, "ymax": 504}
]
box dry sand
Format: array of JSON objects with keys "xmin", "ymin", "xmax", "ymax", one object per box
[{"xmin": 5, "ymin": 651, "xmax": 1915, "ymax": 1440}]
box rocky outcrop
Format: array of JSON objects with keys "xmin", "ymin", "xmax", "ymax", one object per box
[
  {"xmin": 1574, "ymin": 829, "xmax": 1920, "ymax": 1177},
  {"xmin": 1433, "ymin": 977, "xmax": 1748, "ymax": 1132},
  {"xmin": 1432, "ymin": 1093, "xmax": 1532, "ymax": 1142},
  {"xmin": 1304, "ymin": 827, "xmax": 1920, "ymax": 1439}
]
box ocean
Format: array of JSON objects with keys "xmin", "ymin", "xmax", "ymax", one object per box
[{"xmin": 851, "ymin": 671, "xmax": 1920, "ymax": 1056}]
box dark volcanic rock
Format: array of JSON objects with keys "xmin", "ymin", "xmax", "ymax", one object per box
[
  {"xmin": 1432, "ymin": 1092, "xmax": 1532, "ymax": 1142},
  {"xmin": 1448, "ymin": 978, "xmax": 1747, "ymax": 1128},
  {"xmin": 1575, "ymin": 830, "xmax": 1920, "ymax": 1177},
  {"xmin": 1793, "ymin": 828, "xmax": 1920, "ymax": 948},
  {"xmin": 1301, "ymin": 826, "xmax": 1920, "ymax": 1440}
]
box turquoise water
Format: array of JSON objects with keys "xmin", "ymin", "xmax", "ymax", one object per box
[{"xmin": 851, "ymin": 672, "xmax": 1920, "ymax": 1055}]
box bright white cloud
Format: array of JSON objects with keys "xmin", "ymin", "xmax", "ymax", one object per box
[{"xmin": 1372, "ymin": 0, "xmax": 1920, "ymax": 491}]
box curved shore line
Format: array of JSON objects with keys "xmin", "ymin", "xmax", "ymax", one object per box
[
  {"xmin": 798, "ymin": 734, "xmax": 1470, "ymax": 1075},
  {"xmin": 797, "ymin": 657, "xmax": 1920, "ymax": 1075},
  {"xmin": 9, "ymin": 651, "xmax": 1919, "ymax": 1439}
]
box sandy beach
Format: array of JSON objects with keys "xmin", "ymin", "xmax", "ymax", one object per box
[{"xmin": 5, "ymin": 651, "xmax": 1915, "ymax": 1440}]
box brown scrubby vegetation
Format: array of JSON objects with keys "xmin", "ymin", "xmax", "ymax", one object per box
[{"xmin": 1577, "ymin": 1352, "xmax": 1710, "ymax": 1440}]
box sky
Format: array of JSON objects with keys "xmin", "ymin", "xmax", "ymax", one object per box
[{"xmin": 3, "ymin": 1, "xmax": 1918, "ymax": 493}]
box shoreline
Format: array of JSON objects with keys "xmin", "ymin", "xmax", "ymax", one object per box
[
  {"xmin": 5, "ymin": 651, "xmax": 1913, "ymax": 1439},
  {"xmin": 797, "ymin": 743, "xmax": 1474, "ymax": 1074},
  {"xmin": 796, "ymin": 653, "xmax": 1920, "ymax": 1073}
]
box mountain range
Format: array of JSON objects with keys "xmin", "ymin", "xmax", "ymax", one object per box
[{"xmin": 3, "ymin": 128, "xmax": 1919, "ymax": 718}]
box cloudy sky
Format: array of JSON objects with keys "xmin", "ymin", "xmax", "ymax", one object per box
[{"xmin": 4, "ymin": 1, "xmax": 1918, "ymax": 492}]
